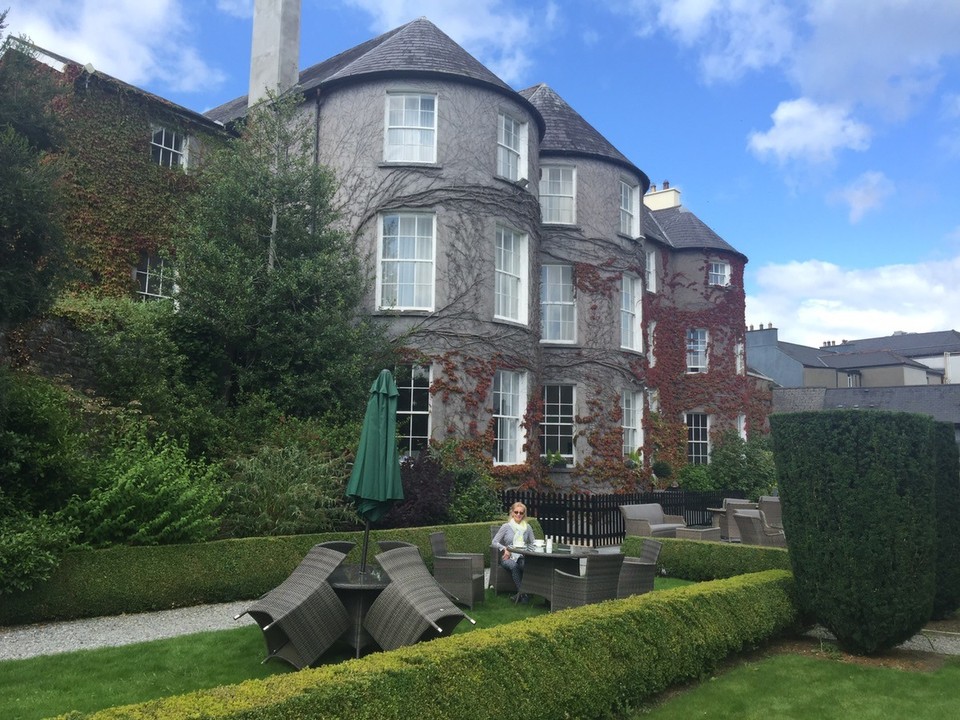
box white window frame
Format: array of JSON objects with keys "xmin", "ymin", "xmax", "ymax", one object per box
[
  {"xmin": 396, "ymin": 364, "xmax": 431, "ymax": 457},
  {"xmin": 497, "ymin": 111, "xmax": 527, "ymax": 182},
  {"xmin": 493, "ymin": 369, "xmax": 527, "ymax": 465},
  {"xmin": 621, "ymin": 390, "xmax": 644, "ymax": 458},
  {"xmin": 540, "ymin": 165, "xmax": 576, "ymax": 224},
  {"xmin": 735, "ymin": 340, "xmax": 745, "ymax": 376},
  {"xmin": 620, "ymin": 274, "xmax": 642, "ymax": 351},
  {"xmin": 708, "ymin": 261, "xmax": 731, "ymax": 287},
  {"xmin": 540, "ymin": 264, "xmax": 576, "ymax": 343},
  {"xmin": 620, "ymin": 180, "xmax": 639, "ymax": 237},
  {"xmin": 151, "ymin": 125, "xmax": 185, "ymax": 168},
  {"xmin": 685, "ymin": 412, "xmax": 710, "ymax": 465},
  {"xmin": 542, "ymin": 384, "xmax": 576, "ymax": 465},
  {"xmin": 135, "ymin": 251, "xmax": 176, "ymax": 300},
  {"xmin": 384, "ymin": 92, "xmax": 437, "ymax": 164},
  {"xmin": 647, "ymin": 320, "xmax": 657, "ymax": 368},
  {"xmin": 377, "ymin": 212, "xmax": 436, "ymax": 311},
  {"xmin": 686, "ymin": 328, "xmax": 709, "ymax": 374},
  {"xmin": 494, "ymin": 226, "xmax": 528, "ymax": 324},
  {"xmin": 737, "ymin": 414, "xmax": 747, "ymax": 441},
  {"xmin": 645, "ymin": 248, "xmax": 658, "ymax": 293}
]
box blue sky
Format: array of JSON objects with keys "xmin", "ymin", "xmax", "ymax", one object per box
[{"xmin": 6, "ymin": 0, "xmax": 960, "ymax": 347}]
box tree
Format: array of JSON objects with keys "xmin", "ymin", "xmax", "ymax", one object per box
[
  {"xmin": 708, "ymin": 430, "xmax": 777, "ymax": 499},
  {"xmin": 173, "ymin": 92, "xmax": 394, "ymax": 419},
  {"xmin": 0, "ymin": 18, "xmax": 67, "ymax": 328}
]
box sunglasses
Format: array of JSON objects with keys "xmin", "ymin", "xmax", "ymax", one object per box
[{"xmin": 512, "ymin": 510, "xmax": 525, "ymax": 516}]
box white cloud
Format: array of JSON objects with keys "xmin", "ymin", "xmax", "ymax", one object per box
[
  {"xmin": 748, "ymin": 98, "xmax": 871, "ymax": 165},
  {"xmin": 342, "ymin": 0, "xmax": 541, "ymax": 84},
  {"xmin": 829, "ymin": 171, "xmax": 895, "ymax": 224},
  {"xmin": 746, "ymin": 256, "xmax": 960, "ymax": 347},
  {"xmin": 4, "ymin": 0, "xmax": 226, "ymax": 95},
  {"xmin": 216, "ymin": 0, "xmax": 253, "ymax": 19}
]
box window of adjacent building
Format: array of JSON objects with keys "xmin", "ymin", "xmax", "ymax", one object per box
[
  {"xmin": 384, "ymin": 93, "xmax": 437, "ymax": 163},
  {"xmin": 620, "ymin": 274, "xmax": 641, "ymax": 351},
  {"xmin": 135, "ymin": 252, "xmax": 175, "ymax": 300},
  {"xmin": 686, "ymin": 328, "xmax": 708, "ymax": 373},
  {"xmin": 541, "ymin": 264, "xmax": 576, "ymax": 343},
  {"xmin": 540, "ymin": 165, "xmax": 576, "ymax": 224},
  {"xmin": 493, "ymin": 369, "xmax": 526, "ymax": 465},
  {"xmin": 396, "ymin": 364, "xmax": 431, "ymax": 457},
  {"xmin": 735, "ymin": 340, "xmax": 745, "ymax": 375},
  {"xmin": 708, "ymin": 261, "xmax": 731, "ymax": 287},
  {"xmin": 497, "ymin": 112, "xmax": 527, "ymax": 182},
  {"xmin": 737, "ymin": 414, "xmax": 747, "ymax": 441},
  {"xmin": 151, "ymin": 126, "xmax": 184, "ymax": 168},
  {"xmin": 685, "ymin": 412, "xmax": 710, "ymax": 464},
  {"xmin": 620, "ymin": 180, "xmax": 639, "ymax": 236},
  {"xmin": 847, "ymin": 371, "xmax": 861, "ymax": 388},
  {"xmin": 378, "ymin": 212, "xmax": 435, "ymax": 311},
  {"xmin": 494, "ymin": 226, "xmax": 528, "ymax": 323},
  {"xmin": 542, "ymin": 384, "xmax": 575, "ymax": 464},
  {"xmin": 621, "ymin": 390, "xmax": 643, "ymax": 458},
  {"xmin": 645, "ymin": 248, "xmax": 658, "ymax": 293}
]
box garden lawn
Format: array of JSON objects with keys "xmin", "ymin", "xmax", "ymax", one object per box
[{"xmin": 632, "ymin": 649, "xmax": 960, "ymax": 719}]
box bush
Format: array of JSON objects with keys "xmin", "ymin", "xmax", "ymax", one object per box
[
  {"xmin": 218, "ymin": 441, "xmax": 357, "ymax": 538},
  {"xmin": 677, "ymin": 463, "xmax": 714, "ymax": 491},
  {"xmin": 771, "ymin": 410, "xmax": 937, "ymax": 654},
  {"xmin": 932, "ymin": 421, "xmax": 960, "ymax": 619},
  {"xmin": 708, "ymin": 431, "xmax": 777, "ymax": 500},
  {"xmin": 71, "ymin": 428, "xmax": 224, "ymax": 548},
  {"xmin": 380, "ymin": 453, "xmax": 454, "ymax": 529},
  {"xmin": 0, "ymin": 491, "xmax": 78, "ymax": 594},
  {"xmin": 431, "ymin": 440, "xmax": 501, "ymax": 523}
]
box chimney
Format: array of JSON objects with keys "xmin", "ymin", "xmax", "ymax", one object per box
[
  {"xmin": 248, "ymin": 0, "xmax": 301, "ymax": 108},
  {"xmin": 662, "ymin": 180, "xmax": 670, "ymax": 189}
]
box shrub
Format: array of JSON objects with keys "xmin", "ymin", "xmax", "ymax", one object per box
[
  {"xmin": 708, "ymin": 430, "xmax": 777, "ymax": 499},
  {"xmin": 431, "ymin": 440, "xmax": 501, "ymax": 523},
  {"xmin": 0, "ymin": 491, "xmax": 78, "ymax": 594},
  {"xmin": 218, "ymin": 442, "xmax": 357, "ymax": 538},
  {"xmin": 71, "ymin": 429, "xmax": 224, "ymax": 548},
  {"xmin": 932, "ymin": 421, "xmax": 960, "ymax": 619},
  {"xmin": 771, "ymin": 409, "xmax": 937, "ymax": 654},
  {"xmin": 380, "ymin": 453, "xmax": 454, "ymax": 529},
  {"xmin": 677, "ymin": 463, "xmax": 714, "ymax": 491}
]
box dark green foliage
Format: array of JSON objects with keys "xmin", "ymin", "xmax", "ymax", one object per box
[
  {"xmin": 172, "ymin": 92, "xmax": 393, "ymax": 420},
  {"xmin": 381, "ymin": 452, "xmax": 454, "ymax": 528},
  {"xmin": 69, "ymin": 429, "xmax": 224, "ymax": 548},
  {"xmin": 771, "ymin": 410, "xmax": 937, "ymax": 654},
  {"xmin": 931, "ymin": 422, "xmax": 960, "ymax": 618},
  {"xmin": 623, "ymin": 536, "xmax": 791, "ymax": 581},
  {"xmin": 0, "ymin": 490, "xmax": 78, "ymax": 594},
  {"xmin": 652, "ymin": 460, "xmax": 673, "ymax": 479},
  {"xmin": 431, "ymin": 439, "xmax": 502, "ymax": 523},
  {"xmin": 708, "ymin": 430, "xmax": 777, "ymax": 499},
  {"xmin": 677, "ymin": 462, "xmax": 714, "ymax": 490}
]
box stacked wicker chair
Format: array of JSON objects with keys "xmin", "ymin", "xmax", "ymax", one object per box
[
  {"xmin": 316, "ymin": 540, "xmax": 356, "ymax": 555},
  {"xmin": 236, "ymin": 545, "xmax": 350, "ymax": 669},
  {"xmin": 718, "ymin": 498, "xmax": 757, "ymax": 541},
  {"xmin": 617, "ymin": 538, "xmax": 662, "ymax": 599},
  {"xmin": 488, "ymin": 525, "xmax": 516, "ymax": 594},
  {"xmin": 733, "ymin": 509, "xmax": 786, "ymax": 547},
  {"xmin": 364, "ymin": 546, "xmax": 470, "ymax": 651},
  {"xmin": 429, "ymin": 531, "xmax": 485, "ymax": 609},
  {"xmin": 758, "ymin": 496, "xmax": 783, "ymax": 529},
  {"xmin": 551, "ymin": 553, "xmax": 625, "ymax": 611},
  {"xmin": 377, "ymin": 540, "xmax": 417, "ymax": 552}
]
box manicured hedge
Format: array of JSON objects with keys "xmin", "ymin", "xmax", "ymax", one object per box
[
  {"xmin": 932, "ymin": 421, "xmax": 960, "ymax": 619},
  {"xmin": 772, "ymin": 409, "xmax": 937, "ymax": 654},
  {"xmin": 62, "ymin": 570, "xmax": 797, "ymax": 720},
  {"xmin": 622, "ymin": 536, "xmax": 790, "ymax": 581},
  {"xmin": 0, "ymin": 520, "xmax": 536, "ymax": 626}
]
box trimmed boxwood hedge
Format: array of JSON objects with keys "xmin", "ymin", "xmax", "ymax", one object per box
[
  {"xmin": 622, "ymin": 536, "xmax": 790, "ymax": 581},
  {"xmin": 0, "ymin": 520, "xmax": 534, "ymax": 626},
  {"xmin": 60, "ymin": 569, "xmax": 797, "ymax": 720}
]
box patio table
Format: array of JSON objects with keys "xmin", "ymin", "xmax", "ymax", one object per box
[
  {"xmin": 511, "ymin": 544, "xmax": 597, "ymax": 605},
  {"xmin": 329, "ymin": 564, "xmax": 390, "ymax": 656}
]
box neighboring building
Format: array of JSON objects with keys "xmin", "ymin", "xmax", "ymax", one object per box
[{"xmin": 822, "ymin": 330, "xmax": 960, "ymax": 384}]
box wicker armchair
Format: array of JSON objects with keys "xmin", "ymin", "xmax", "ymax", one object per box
[
  {"xmin": 718, "ymin": 498, "xmax": 757, "ymax": 541},
  {"xmin": 236, "ymin": 545, "xmax": 350, "ymax": 669},
  {"xmin": 429, "ymin": 531, "xmax": 485, "ymax": 609},
  {"xmin": 551, "ymin": 553, "xmax": 624, "ymax": 611},
  {"xmin": 617, "ymin": 539, "xmax": 662, "ymax": 599},
  {"xmin": 316, "ymin": 541, "xmax": 357, "ymax": 555},
  {"xmin": 377, "ymin": 540, "xmax": 417, "ymax": 553},
  {"xmin": 364, "ymin": 546, "xmax": 471, "ymax": 651},
  {"xmin": 619, "ymin": 503, "xmax": 686, "ymax": 537},
  {"xmin": 733, "ymin": 509, "xmax": 786, "ymax": 548},
  {"xmin": 759, "ymin": 496, "xmax": 782, "ymax": 529},
  {"xmin": 488, "ymin": 525, "xmax": 516, "ymax": 593}
]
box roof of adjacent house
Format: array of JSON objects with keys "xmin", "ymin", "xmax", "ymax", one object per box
[
  {"xmin": 205, "ymin": 17, "xmax": 544, "ymax": 137},
  {"xmin": 519, "ymin": 83, "xmax": 648, "ymax": 188},
  {"xmin": 773, "ymin": 385, "xmax": 960, "ymax": 426},
  {"xmin": 644, "ymin": 205, "xmax": 746, "ymax": 259},
  {"xmin": 825, "ymin": 330, "xmax": 960, "ymax": 357},
  {"xmin": 818, "ymin": 351, "xmax": 936, "ymax": 372}
]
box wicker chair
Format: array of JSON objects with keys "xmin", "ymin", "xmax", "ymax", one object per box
[
  {"xmin": 758, "ymin": 496, "xmax": 782, "ymax": 529},
  {"xmin": 377, "ymin": 540, "xmax": 417, "ymax": 553},
  {"xmin": 619, "ymin": 503, "xmax": 686, "ymax": 537},
  {"xmin": 617, "ymin": 539, "xmax": 662, "ymax": 599},
  {"xmin": 551, "ymin": 553, "xmax": 625, "ymax": 611},
  {"xmin": 488, "ymin": 525, "xmax": 516, "ymax": 593},
  {"xmin": 733, "ymin": 509, "xmax": 786, "ymax": 548},
  {"xmin": 316, "ymin": 541, "xmax": 357, "ymax": 555},
  {"xmin": 236, "ymin": 545, "xmax": 350, "ymax": 669},
  {"xmin": 429, "ymin": 531, "xmax": 485, "ymax": 609},
  {"xmin": 718, "ymin": 498, "xmax": 757, "ymax": 541},
  {"xmin": 364, "ymin": 546, "xmax": 471, "ymax": 651}
]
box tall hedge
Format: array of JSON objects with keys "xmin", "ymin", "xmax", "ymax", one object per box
[
  {"xmin": 932, "ymin": 421, "xmax": 960, "ymax": 618},
  {"xmin": 770, "ymin": 410, "xmax": 937, "ymax": 654}
]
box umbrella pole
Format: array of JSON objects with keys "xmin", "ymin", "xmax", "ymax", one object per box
[{"xmin": 359, "ymin": 518, "xmax": 371, "ymax": 574}]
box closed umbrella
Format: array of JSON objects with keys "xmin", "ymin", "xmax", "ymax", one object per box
[{"xmin": 347, "ymin": 369, "xmax": 404, "ymax": 573}]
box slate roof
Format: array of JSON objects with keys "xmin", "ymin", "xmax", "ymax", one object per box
[
  {"xmin": 818, "ymin": 351, "xmax": 934, "ymax": 372},
  {"xmin": 778, "ymin": 341, "xmax": 829, "ymax": 367},
  {"xmin": 825, "ymin": 330, "xmax": 960, "ymax": 357},
  {"xmin": 646, "ymin": 205, "xmax": 745, "ymax": 259},
  {"xmin": 774, "ymin": 386, "xmax": 960, "ymax": 426},
  {"xmin": 205, "ymin": 17, "xmax": 544, "ymax": 135},
  {"xmin": 518, "ymin": 83, "xmax": 648, "ymax": 187}
]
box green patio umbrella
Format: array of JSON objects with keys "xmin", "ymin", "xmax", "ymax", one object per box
[{"xmin": 347, "ymin": 369, "xmax": 404, "ymax": 573}]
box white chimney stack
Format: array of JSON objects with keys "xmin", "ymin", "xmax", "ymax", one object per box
[{"xmin": 248, "ymin": 0, "xmax": 301, "ymax": 108}]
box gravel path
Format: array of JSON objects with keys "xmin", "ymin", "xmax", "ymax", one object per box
[{"xmin": 0, "ymin": 602, "xmax": 257, "ymax": 662}]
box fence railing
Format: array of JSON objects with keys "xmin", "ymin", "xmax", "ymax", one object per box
[{"xmin": 498, "ymin": 489, "xmax": 745, "ymax": 547}]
